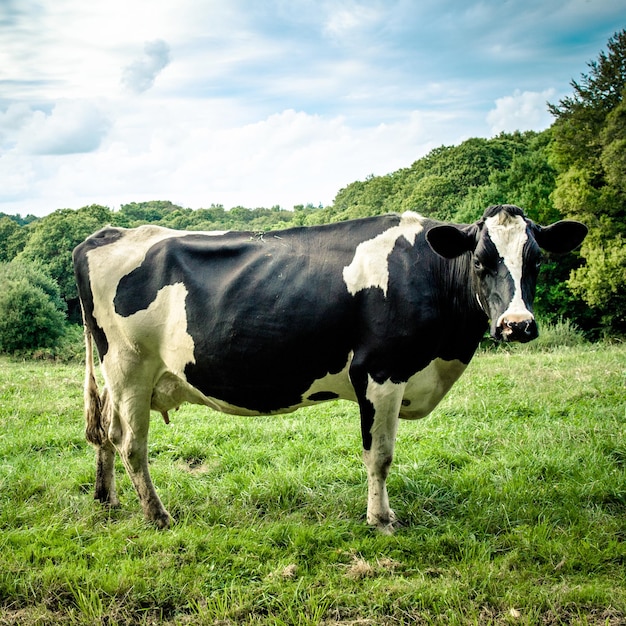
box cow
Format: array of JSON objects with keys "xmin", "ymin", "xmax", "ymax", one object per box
[{"xmin": 73, "ymin": 205, "xmax": 587, "ymax": 532}]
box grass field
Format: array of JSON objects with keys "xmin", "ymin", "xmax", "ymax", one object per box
[{"xmin": 0, "ymin": 343, "xmax": 625, "ymax": 625}]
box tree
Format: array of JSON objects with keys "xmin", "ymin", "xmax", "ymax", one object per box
[
  {"xmin": 0, "ymin": 217, "xmax": 29, "ymax": 262},
  {"xmin": 325, "ymin": 134, "xmax": 532, "ymax": 224},
  {"xmin": 0, "ymin": 261, "xmax": 67, "ymax": 353},
  {"xmin": 398, "ymin": 175, "xmax": 458, "ymax": 219},
  {"xmin": 0, "ymin": 212, "xmax": 38, "ymax": 226},
  {"xmin": 117, "ymin": 200, "xmax": 183, "ymax": 226},
  {"xmin": 549, "ymin": 30, "xmax": 626, "ymax": 335}
]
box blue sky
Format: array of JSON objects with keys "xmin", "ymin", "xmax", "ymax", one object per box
[{"xmin": 1, "ymin": 0, "xmax": 624, "ymax": 216}]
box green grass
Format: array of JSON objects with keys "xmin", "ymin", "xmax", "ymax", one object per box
[{"xmin": 0, "ymin": 344, "xmax": 625, "ymax": 625}]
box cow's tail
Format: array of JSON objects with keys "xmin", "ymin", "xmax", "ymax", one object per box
[{"xmin": 83, "ymin": 324, "xmax": 106, "ymax": 446}]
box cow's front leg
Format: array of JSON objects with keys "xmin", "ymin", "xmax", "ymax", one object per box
[
  {"xmin": 109, "ymin": 392, "xmax": 172, "ymax": 529},
  {"xmin": 358, "ymin": 374, "xmax": 405, "ymax": 534}
]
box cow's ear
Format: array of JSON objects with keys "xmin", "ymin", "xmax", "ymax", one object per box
[
  {"xmin": 533, "ymin": 220, "xmax": 588, "ymax": 254},
  {"xmin": 426, "ymin": 224, "xmax": 477, "ymax": 259}
]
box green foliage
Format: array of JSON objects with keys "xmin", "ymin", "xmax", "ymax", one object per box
[
  {"xmin": 118, "ymin": 201, "xmax": 301, "ymax": 232},
  {"xmin": 0, "ymin": 216, "xmax": 29, "ymax": 262},
  {"xmin": 529, "ymin": 318, "xmax": 587, "ymax": 349},
  {"xmin": 0, "ymin": 261, "xmax": 67, "ymax": 353},
  {"xmin": 600, "ymin": 97, "xmax": 626, "ymax": 193},
  {"xmin": 548, "ymin": 29, "xmax": 626, "ymax": 172},
  {"xmin": 328, "ymin": 134, "xmax": 536, "ymax": 223},
  {"xmin": 17, "ymin": 205, "xmax": 113, "ymax": 311},
  {"xmin": 568, "ymin": 231, "xmax": 626, "ymax": 332},
  {"xmin": 115, "ymin": 200, "xmax": 184, "ymax": 226},
  {"xmin": 1, "ymin": 345, "xmax": 625, "ymax": 624},
  {"xmin": 0, "ymin": 211, "xmax": 38, "ymax": 226},
  {"xmin": 549, "ymin": 29, "xmax": 626, "ymax": 336},
  {"xmin": 533, "ymin": 257, "xmax": 594, "ymax": 329},
  {"xmin": 400, "ymin": 173, "xmax": 458, "ymax": 217},
  {"xmin": 485, "ymin": 131, "xmax": 561, "ymax": 224}
]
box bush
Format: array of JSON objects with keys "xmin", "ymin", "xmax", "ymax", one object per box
[
  {"xmin": 26, "ymin": 323, "xmax": 86, "ymax": 362},
  {"xmin": 519, "ymin": 318, "xmax": 587, "ymax": 351},
  {"xmin": 0, "ymin": 261, "xmax": 67, "ymax": 353}
]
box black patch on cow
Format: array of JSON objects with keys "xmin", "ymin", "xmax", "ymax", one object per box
[
  {"xmin": 347, "ymin": 362, "xmax": 376, "ymax": 451},
  {"xmin": 307, "ymin": 391, "xmax": 340, "ymax": 402},
  {"xmin": 360, "ymin": 405, "xmax": 375, "ymax": 451},
  {"xmin": 348, "ymin": 230, "xmax": 487, "ymax": 385},
  {"xmin": 521, "ymin": 236, "xmax": 542, "ymax": 308},
  {"xmin": 482, "ymin": 204, "xmax": 525, "ymax": 220}
]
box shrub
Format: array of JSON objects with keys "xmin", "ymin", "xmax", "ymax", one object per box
[
  {"xmin": 523, "ymin": 318, "xmax": 587, "ymax": 350},
  {"xmin": 27, "ymin": 323, "xmax": 86, "ymax": 362},
  {"xmin": 0, "ymin": 261, "xmax": 67, "ymax": 353}
]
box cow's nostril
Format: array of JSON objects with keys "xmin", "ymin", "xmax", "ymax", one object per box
[
  {"xmin": 500, "ymin": 317, "xmax": 538, "ymax": 342},
  {"xmin": 506, "ymin": 320, "xmax": 529, "ymax": 331}
]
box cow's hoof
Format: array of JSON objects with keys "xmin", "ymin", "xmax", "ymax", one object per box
[
  {"xmin": 94, "ymin": 492, "xmax": 120, "ymax": 508},
  {"xmin": 151, "ymin": 511, "xmax": 173, "ymax": 530},
  {"xmin": 368, "ymin": 509, "xmax": 398, "ymax": 534},
  {"xmin": 377, "ymin": 521, "xmax": 396, "ymax": 535}
]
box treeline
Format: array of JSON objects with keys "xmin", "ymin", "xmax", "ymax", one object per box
[{"xmin": 0, "ymin": 30, "xmax": 624, "ymax": 355}]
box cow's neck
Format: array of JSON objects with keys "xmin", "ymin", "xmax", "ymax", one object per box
[{"xmin": 435, "ymin": 252, "xmax": 488, "ymax": 362}]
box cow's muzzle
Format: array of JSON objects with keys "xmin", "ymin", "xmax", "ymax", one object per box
[{"xmin": 496, "ymin": 314, "xmax": 538, "ymax": 343}]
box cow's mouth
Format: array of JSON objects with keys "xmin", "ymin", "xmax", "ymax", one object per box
[{"xmin": 494, "ymin": 318, "xmax": 538, "ymax": 343}]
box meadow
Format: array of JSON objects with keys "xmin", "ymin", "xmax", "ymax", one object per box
[{"xmin": 0, "ymin": 342, "xmax": 625, "ymax": 625}]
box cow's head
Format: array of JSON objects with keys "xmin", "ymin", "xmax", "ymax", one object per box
[{"xmin": 426, "ymin": 205, "xmax": 588, "ymax": 343}]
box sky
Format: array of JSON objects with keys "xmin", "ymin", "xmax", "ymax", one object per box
[{"xmin": 1, "ymin": 0, "xmax": 625, "ymax": 217}]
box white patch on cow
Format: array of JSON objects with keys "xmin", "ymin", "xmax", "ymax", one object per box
[
  {"xmin": 400, "ymin": 358, "xmax": 467, "ymax": 419},
  {"xmin": 475, "ymin": 294, "xmax": 486, "ymax": 312},
  {"xmin": 484, "ymin": 213, "xmax": 533, "ymax": 325},
  {"xmin": 343, "ymin": 211, "xmax": 425, "ymax": 296},
  {"xmin": 301, "ymin": 353, "xmax": 356, "ymax": 403},
  {"xmin": 123, "ymin": 282, "xmax": 196, "ymax": 375},
  {"xmin": 87, "ymin": 226, "xmax": 229, "ymax": 400},
  {"xmin": 365, "ymin": 375, "xmax": 405, "ymax": 429}
]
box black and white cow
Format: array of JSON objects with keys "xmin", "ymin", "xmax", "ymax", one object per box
[{"xmin": 73, "ymin": 205, "xmax": 587, "ymax": 531}]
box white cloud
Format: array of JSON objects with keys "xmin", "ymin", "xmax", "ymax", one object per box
[
  {"xmin": 323, "ymin": 3, "xmax": 383, "ymax": 39},
  {"xmin": 121, "ymin": 40, "xmax": 171, "ymax": 94},
  {"xmin": 0, "ymin": 102, "xmax": 468, "ymax": 212},
  {"xmin": 487, "ymin": 89, "xmax": 556, "ymax": 134},
  {"xmin": 12, "ymin": 100, "xmax": 111, "ymax": 155},
  {"xmin": 0, "ymin": 152, "xmax": 36, "ymax": 202},
  {"xmin": 0, "ymin": 103, "xmax": 33, "ymax": 147},
  {"xmin": 164, "ymin": 106, "xmax": 462, "ymax": 208}
]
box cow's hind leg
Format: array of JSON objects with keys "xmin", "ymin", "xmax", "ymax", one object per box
[
  {"xmin": 91, "ymin": 389, "xmax": 119, "ymax": 507},
  {"xmin": 357, "ymin": 374, "xmax": 404, "ymax": 534},
  {"xmin": 108, "ymin": 386, "xmax": 172, "ymax": 529},
  {"xmin": 94, "ymin": 439, "xmax": 119, "ymax": 506}
]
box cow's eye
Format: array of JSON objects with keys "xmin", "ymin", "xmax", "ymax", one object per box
[{"xmin": 473, "ymin": 258, "xmax": 484, "ymax": 272}]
